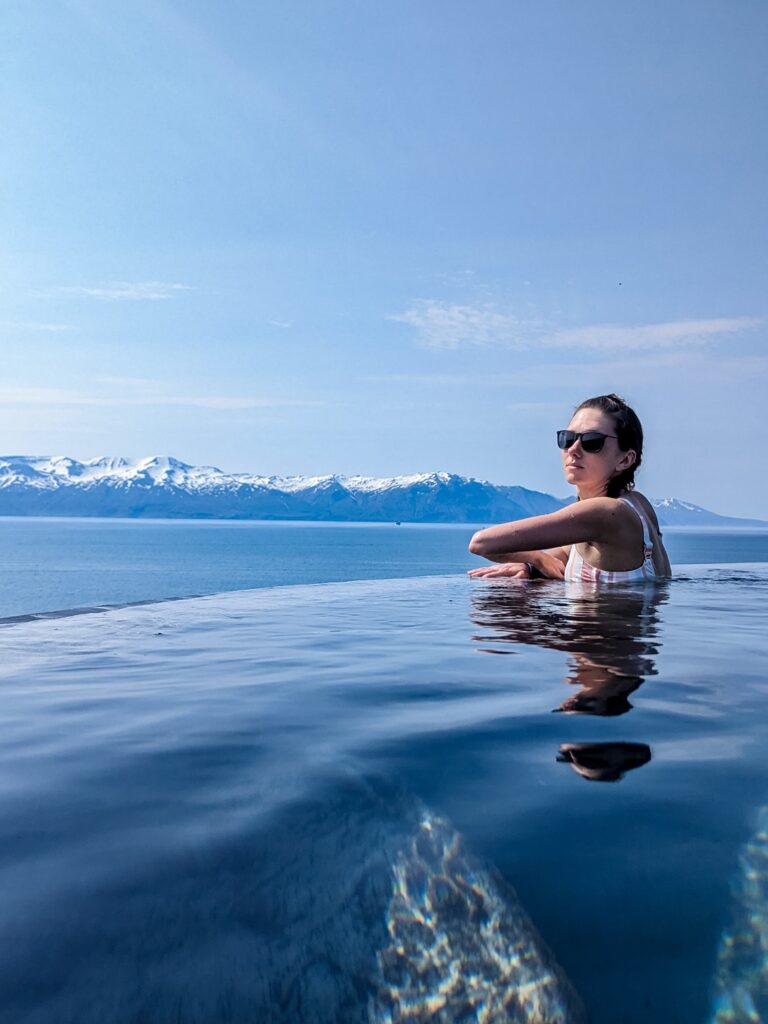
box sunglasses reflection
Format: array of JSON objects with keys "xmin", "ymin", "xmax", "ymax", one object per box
[
  {"xmin": 470, "ymin": 581, "xmax": 669, "ymax": 782},
  {"xmin": 556, "ymin": 741, "xmax": 651, "ymax": 783}
]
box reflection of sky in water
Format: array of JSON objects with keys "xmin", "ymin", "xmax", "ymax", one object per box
[{"xmin": 1, "ymin": 568, "xmax": 768, "ymax": 1022}]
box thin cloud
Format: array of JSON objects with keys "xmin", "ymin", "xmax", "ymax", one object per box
[
  {"xmin": 56, "ymin": 281, "xmax": 191, "ymax": 301},
  {"xmin": 170, "ymin": 396, "xmax": 322, "ymax": 410},
  {"xmin": 431, "ymin": 269, "xmax": 477, "ymax": 286},
  {"xmin": 390, "ymin": 302, "xmax": 534, "ymax": 350},
  {"xmin": 0, "ymin": 387, "xmax": 322, "ymax": 410},
  {"xmin": 548, "ymin": 317, "xmax": 762, "ymax": 350},
  {"xmin": 364, "ymin": 347, "xmax": 758, "ymax": 392},
  {"xmin": 268, "ymin": 319, "xmax": 293, "ymax": 329},
  {"xmin": 95, "ymin": 375, "xmax": 165, "ymax": 389},
  {"xmin": 0, "ymin": 320, "xmax": 73, "ymax": 332},
  {"xmin": 712, "ymin": 353, "xmax": 768, "ymax": 373},
  {"xmin": 359, "ymin": 372, "xmax": 478, "ymax": 387},
  {"xmin": 391, "ymin": 301, "xmax": 762, "ymax": 352}
]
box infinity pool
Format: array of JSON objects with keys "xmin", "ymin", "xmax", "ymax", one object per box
[{"xmin": 1, "ymin": 566, "xmax": 767, "ymax": 1023}]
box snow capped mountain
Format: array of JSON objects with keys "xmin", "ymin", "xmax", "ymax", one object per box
[
  {"xmin": 648, "ymin": 497, "xmax": 766, "ymax": 527},
  {"xmin": 0, "ymin": 454, "xmax": 217, "ymax": 485},
  {"xmin": 0, "ymin": 455, "xmax": 763, "ymax": 526}
]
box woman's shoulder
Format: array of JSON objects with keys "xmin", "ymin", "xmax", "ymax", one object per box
[
  {"xmin": 621, "ymin": 491, "xmax": 661, "ymax": 530},
  {"xmin": 624, "ymin": 491, "xmax": 672, "ymax": 574},
  {"xmin": 565, "ymin": 496, "xmax": 640, "ymax": 540},
  {"xmin": 574, "ymin": 495, "xmax": 637, "ymax": 520}
]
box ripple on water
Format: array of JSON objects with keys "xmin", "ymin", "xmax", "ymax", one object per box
[{"xmin": 0, "ymin": 567, "xmax": 767, "ymax": 1023}]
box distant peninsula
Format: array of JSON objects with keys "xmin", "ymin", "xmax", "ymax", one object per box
[{"xmin": 0, "ymin": 455, "xmax": 765, "ymax": 528}]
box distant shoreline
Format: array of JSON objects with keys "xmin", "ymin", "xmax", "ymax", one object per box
[
  {"xmin": 0, "ymin": 514, "xmax": 766, "ymax": 531},
  {"xmin": 3, "ymin": 457, "xmax": 766, "ymax": 527}
]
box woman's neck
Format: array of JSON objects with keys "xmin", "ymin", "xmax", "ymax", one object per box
[{"xmin": 576, "ymin": 481, "xmax": 613, "ymax": 500}]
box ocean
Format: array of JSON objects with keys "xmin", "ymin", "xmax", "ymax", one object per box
[
  {"xmin": 1, "ymin": 518, "xmax": 768, "ymax": 1023},
  {"xmin": 0, "ymin": 516, "xmax": 767, "ymax": 620}
]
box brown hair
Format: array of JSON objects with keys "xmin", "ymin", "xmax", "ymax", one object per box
[{"xmin": 574, "ymin": 393, "xmax": 643, "ymax": 498}]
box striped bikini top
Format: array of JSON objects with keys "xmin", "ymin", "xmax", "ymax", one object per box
[{"xmin": 564, "ymin": 497, "xmax": 659, "ymax": 583}]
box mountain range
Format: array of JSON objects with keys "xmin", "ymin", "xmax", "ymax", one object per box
[{"xmin": 0, "ymin": 455, "xmax": 764, "ymax": 527}]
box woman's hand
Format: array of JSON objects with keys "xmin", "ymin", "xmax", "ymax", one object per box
[
  {"xmin": 467, "ymin": 550, "xmax": 566, "ymax": 580},
  {"xmin": 468, "ymin": 562, "xmax": 531, "ymax": 579},
  {"xmin": 532, "ymin": 550, "xmax": 566, "ymax": 579}
]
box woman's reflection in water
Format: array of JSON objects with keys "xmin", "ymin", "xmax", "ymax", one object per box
[
  {"xmin": 470, "ymin": 580, "xmax": 669, "ymax": 781},
  {"xmin": 556, "ymin": 742, "xmax": 651, "ymax": 782}
]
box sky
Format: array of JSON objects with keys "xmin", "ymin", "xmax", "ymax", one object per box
[{"xmin": 1, "ymin": 0, "xmax": 767, "ymax": 517}]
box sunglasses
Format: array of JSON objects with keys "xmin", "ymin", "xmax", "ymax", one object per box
[{"xmin": 557, "ymin": 430, "xmax": 618, "ymax": 453}]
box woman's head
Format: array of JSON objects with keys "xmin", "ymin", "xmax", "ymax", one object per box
[{"xmin": 562, "ymin": 394, "xmax": 643, "ymax": 498}]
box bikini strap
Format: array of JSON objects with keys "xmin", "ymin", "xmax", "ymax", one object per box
[{"xmin": 619, "ymin": 497, "xmax": 654, "ymax": 557}]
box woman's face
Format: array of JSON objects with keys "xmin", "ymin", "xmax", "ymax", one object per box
[{"xmin": 561, "ymin": 407, "xmax": 635, "ymax": 494}]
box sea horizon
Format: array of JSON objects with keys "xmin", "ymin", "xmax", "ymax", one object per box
[
  {"xmin": 1, "ymin": 516, "xmax": 767, "ymax": 624},
  {"xmin": 1, "ymin": 513, "xmax": 767, "ymax": 529}
]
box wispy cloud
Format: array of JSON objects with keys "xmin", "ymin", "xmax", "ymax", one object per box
[
  {"xmin": 431, "ymin": 269, "xmax": 477, "ymax": 286},
  {"xmin": 548, "ymin": 317, "xmax": 762, "ymax": 350},
  {"xmin": 390, "ymin": 303, "xmax": 534, "ymax": 349},
  {"xmin": 365, "ymin": 346, "xmax": 763, "ymax": 391},
  {"xmin": 0, "ymin": 320, "xmax": 73, "ymax": 332},
  {"xmin": 268, "ymin": 319, "xmax": 293, "ymax": 329},
  {"xmin": 0, "ymin": 387, "xmax": 116, "ymax": 407},
  {"xmin": 391, "ymin": 300, "xmax": 762, "ymax": 352},
  {"xmin": 0, "ymin": 386, "xmax": 322, "ymax": 410},
  {"xmin": 165, "ymin": 396, "xmax": 321, "ymax": 410},
  {"xmin": 360, "ymin": 372, "xmax": 480, "ymax": 387},
  {"xmin": 362, "ymin": 354, "xmax": 693, "ymax": 390},
  {"xmin": 95, "ymin": 375, "xmax": 166, "ymax": 390},
  {"xmin": 56, "ymin": 281, "xmax": 191, "ymax": 301}
]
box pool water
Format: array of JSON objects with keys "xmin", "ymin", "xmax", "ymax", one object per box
[{"xmin": 1, "ymin": 566, "xmax": 767, "ymax": 1023}]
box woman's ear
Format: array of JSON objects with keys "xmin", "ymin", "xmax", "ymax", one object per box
[{"xmin": 618, "ymin": 449, "xmax": 637, "ymax": 471}]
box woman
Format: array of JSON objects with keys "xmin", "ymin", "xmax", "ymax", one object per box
[{"xmin": 468, "ymin": 394, "xmax": 671, "ymax": 581}]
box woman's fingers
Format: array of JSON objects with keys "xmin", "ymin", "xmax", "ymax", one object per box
[
  {"xmin": 468, "ymin": 559, "xmax": 566, "ymax": 579},
  {"xmin": 467, "ymin": 564, "xmax": 529, "ymax": 579}
]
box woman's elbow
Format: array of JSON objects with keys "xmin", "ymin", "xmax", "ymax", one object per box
[{"xmin": 469, "ymin": 531, "xmax": 489, "ymax": 556}]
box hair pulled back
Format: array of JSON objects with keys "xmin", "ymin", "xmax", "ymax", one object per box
[{"xmin": 574, "ymin": 393, "xmax": 643, "ymax": 498}]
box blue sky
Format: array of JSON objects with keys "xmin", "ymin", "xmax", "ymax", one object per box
[{"xmin": 2, "ymin": 0, "xmax": 766, "ymax": 517}]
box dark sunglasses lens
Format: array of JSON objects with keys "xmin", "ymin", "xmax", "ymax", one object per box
[
  {"xmin": 581, "ymin": 433, "xmax": 607, "ymax": 453},
  {"xmin": 557, "ymin": 430, "xmax": 577, "ymax": 450}
]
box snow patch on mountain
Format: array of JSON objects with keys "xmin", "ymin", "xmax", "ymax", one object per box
[{"xmin": 0, "ymin": 456, "xmax": 763, "ymax": 526}]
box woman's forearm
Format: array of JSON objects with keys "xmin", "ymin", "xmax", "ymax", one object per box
[
  {"xmin": 470, "ymin": 547, "xmax": 569, "ymax": 581},
  {"xmin": 478, "ymin": 549, "xmax": 542, "ymax": 565}
]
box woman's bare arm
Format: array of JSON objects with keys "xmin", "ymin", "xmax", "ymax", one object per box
[{"xmin": 469, "ymin": 499, "xmax": 622, "ymax": 560}]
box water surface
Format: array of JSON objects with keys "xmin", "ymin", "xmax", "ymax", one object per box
[
  {"xmin": 1, "ymin": 515, "xmax": 766, "ymax": 619},
  {"xmin": 1, "ymin": 567, "xmax": 767, "ymax": 1022}
]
